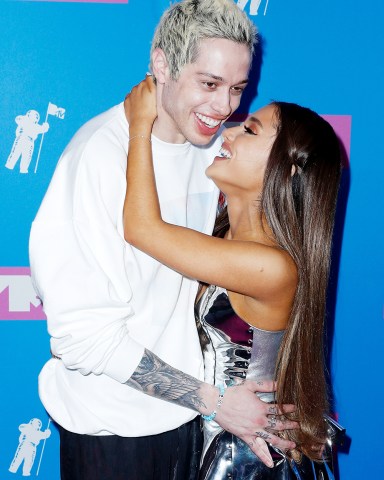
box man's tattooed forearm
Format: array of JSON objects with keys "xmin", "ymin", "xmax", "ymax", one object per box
[{"xmin": 125, "ymin": 349, "xmax": 206, "ymax": 411}]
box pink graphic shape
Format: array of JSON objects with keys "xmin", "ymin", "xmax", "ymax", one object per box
[
  {"xmin": 228, "ymin": 113, "xmax": 352, "ymax": 167},
  {"xmin": 19, "ymin": 0, "xmax": 128, "ymax": 4},
  {"xmin": 0, "ymin": 267, "xmax": 46, "ymax": 321},
  {"xmin": 322, "ymin": 115, "xmax": 351, "ymax": 167}
]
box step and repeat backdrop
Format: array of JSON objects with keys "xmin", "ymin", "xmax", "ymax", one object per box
[{"xmin": 0, "ymin": 0, "xmax": 382, "ymax": 478}]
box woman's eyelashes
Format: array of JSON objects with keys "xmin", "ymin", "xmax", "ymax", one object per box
[{"xmin": 244, "ymin": 125, "xmax": 257, "ymax": 135}]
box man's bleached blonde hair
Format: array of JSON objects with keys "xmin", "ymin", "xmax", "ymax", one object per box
[{"xmin": 150, "ymin": 0, "xmax": 257, "ymax": 80}]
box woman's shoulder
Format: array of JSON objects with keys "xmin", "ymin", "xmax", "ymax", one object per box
[
  {"xmin": 243, "ymin": 240, "xmax": 298, "ymax": 292},
  {"xmin": 228, "ymin": 244, "xmax": 297, "ymax": 330}
]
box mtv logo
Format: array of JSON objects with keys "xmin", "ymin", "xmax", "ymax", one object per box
[{"xmin": 0, "ymin": 267, "xmax": 46, "ymax": 320}]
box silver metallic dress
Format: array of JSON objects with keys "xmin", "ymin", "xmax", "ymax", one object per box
[{"xmin": 196, "ymin": 285, "xmax": 335, "ymax": 480}]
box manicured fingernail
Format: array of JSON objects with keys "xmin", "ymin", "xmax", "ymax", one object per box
[{"xmin": 268, "ymin": 461, "xmax": 274, "ymax": 468}]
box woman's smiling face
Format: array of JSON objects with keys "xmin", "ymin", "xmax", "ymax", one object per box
[{"xmin": 206, "ymin": 104, "xmax": 278, "ymax": 197}]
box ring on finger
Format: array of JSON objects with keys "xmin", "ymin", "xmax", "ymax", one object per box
[{"xmin": 268, "ymin": 415, "xmax": 277, "ymax": 429}]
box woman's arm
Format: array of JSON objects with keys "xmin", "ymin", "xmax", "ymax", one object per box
[
  {"xmin": 124, "ymin": 76, "xmax": 160, "ymax": 231},
  {"xmin": 124, "ymin": 78, "xmax": 295, "ymax": 300}
]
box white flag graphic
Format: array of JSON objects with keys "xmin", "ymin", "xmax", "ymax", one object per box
[{"xmin": 47, "ymin": 102, "xmax": 65, "ymax": 119}]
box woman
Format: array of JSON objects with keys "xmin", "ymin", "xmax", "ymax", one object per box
[{"xmin": 123, "ymin": 77, "xmax": 342, "ymax": 479}]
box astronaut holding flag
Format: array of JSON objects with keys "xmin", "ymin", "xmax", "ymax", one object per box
[
  {"xmin": 8, "ymin": 418, "xmax": 51, "ymax": 477},
  {"xmin": 4, "ymin": 101, "xmax": 65, "ymax": 174},
  {"xmin": 5, "ymin": 110, "xmax": 49, "ymax": 174}
]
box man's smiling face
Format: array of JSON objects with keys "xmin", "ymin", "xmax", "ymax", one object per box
[{"xmin": 156, "ymin": 37, "xmax": 251, "ymax": 145}]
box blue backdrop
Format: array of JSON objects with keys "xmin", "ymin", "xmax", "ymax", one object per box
[{"xmin": 0, "ymin": 1, "xmax": 383, "ymax": 478}]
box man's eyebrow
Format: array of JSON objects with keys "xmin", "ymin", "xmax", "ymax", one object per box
[
  {"xmin": 197, "ymin": 72, "xmax": 248, "ymax": 85},
  {"xmin": 247, "ymin": 116, "xmax": 263, "ymax": 129}
]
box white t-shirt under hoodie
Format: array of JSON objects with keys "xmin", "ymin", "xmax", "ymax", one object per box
[{"xmin": 29, "ymin": 103, "xmax": 221, "ymax": 436}]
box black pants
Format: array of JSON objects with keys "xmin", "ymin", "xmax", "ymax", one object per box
[{"xmin": 58, "ymin": 417, "xmax": 203, "ymax": 480}]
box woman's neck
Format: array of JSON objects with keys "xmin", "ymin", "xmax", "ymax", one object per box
[{"xmin": 226, "ymin": 197, "xmax": 276, "ymax": 247}]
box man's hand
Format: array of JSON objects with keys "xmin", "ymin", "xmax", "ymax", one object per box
[
  {"xmin": 207, "ymin": 380, "xmax": 298, "ymax": 468},
  {"xmin": 126, "ymin": 351, "xmax": 298, "ymax": 469}
]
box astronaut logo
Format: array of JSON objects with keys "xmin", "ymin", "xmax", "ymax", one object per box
[
  {"xmin": 237, "ymin": 0, "xmax": 270, "ymax": 16},
  {"xmin": 4, "ymin": 101, "xmax": 65, "ymax": 175},
  {"xmin": 9, "ymin": 418, "xmax": 51, "ymax": 477},
  {"xmin": 5, "ymin": 110, "xmax": 49, "ymax": 174}
]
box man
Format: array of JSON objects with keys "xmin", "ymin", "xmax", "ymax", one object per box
[{"xmin": 30, "ymin": 1, "xmax": 296, "ymax": 478}]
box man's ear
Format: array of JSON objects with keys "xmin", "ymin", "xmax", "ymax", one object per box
[{"xmin": 151, "ymin": 48, "xmax": 169, "ymax": 84}]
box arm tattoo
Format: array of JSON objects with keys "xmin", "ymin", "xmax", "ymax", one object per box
[{"xmin": 125, "ymin": 349, "xmax": 206, "ymax": 411}]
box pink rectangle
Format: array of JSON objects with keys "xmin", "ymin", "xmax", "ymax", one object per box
[
  {"xmin": 0, "ymin": 267, "xmax": 46, "ymax": 321},
  {"xmin": 322, "ymin": 115, "xmax": 351, "ymax": 167},
  {"xmin": 20, "ymin": 0, "xmax": 128, "ymax": 4}
]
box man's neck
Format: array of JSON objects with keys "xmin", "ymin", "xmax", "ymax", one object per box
[{"xmin": 151, "ymin": 116, "xmax": 187, "ymax": 145}]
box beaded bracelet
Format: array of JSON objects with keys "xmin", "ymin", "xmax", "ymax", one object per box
[
  {"xmin": 129, "ymin": 135, "xmax": 151, "ymax": 142},
  {"xmin": 202, "ymin": 384, "xmax": 225, "ymax": 422}
]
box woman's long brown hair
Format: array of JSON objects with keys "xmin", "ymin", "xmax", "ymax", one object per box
[{"xmin": 214, "ymin": 102, "xmax": 342, "ymax": 459}]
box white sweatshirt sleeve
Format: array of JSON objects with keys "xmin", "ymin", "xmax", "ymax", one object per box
[{"xmin": 29, "ymin": 126, "xmax": 145, "ymax": 383}]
